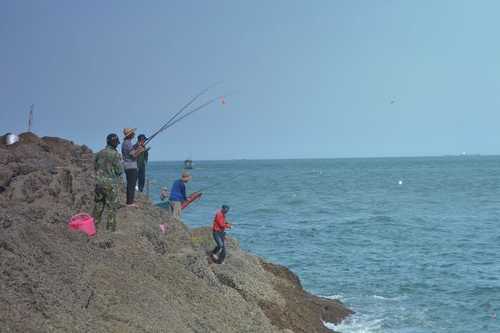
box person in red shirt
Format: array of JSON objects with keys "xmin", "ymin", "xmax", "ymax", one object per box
[{"xmin": 211, "ymin": 205, "xmax": 232, "ymax": 264}]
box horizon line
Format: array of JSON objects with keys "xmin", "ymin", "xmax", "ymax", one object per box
[{"xmin": 148, "ymin": 153, "xmax": 499, "ymax": 163}]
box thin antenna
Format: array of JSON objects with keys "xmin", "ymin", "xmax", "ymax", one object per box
[{"xmin": 28, "ymin": 104, "xmax": 34, "ymax": 132}]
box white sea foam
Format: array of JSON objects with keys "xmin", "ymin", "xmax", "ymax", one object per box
[
  {"xmin": 372, "ymin": 295, "xmax": 387, "ymax": 300},
  {"xmin": 372, "ymin": 294, "xmax": 407, "ymax": 301},
  {"xmin": 323, "ymin": 314, "xmax": 384, "ymax": 333},
  {"xmin": 324, "ymin": 294, "xmax": 346, "ymax": 302}
]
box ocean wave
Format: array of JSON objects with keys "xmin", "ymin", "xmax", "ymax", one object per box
[
  {"xmin": 372, "ymin": 294, "xmax": 406, "ymax": 301},
  {"xmin": 323, "ymin": 294, "xmax": 346, "ymax": 302},
  {"xmin": 246, "ymin": 207, "xmax": 284, "ymax": 215},
  {"xmin": 283, "ymin": 197, "xmax": 306, "ymax": 206},
  {"xmin": 467, "ymin": 286, "xmax": 500, "ymax": 298},
  {"xmin": 373, "ymin": 295, "xmax": 389, "ymax": 300},
  {"xmin": 324, "ymin": 314, "xmax": 384, "ymax": 333},
  {"xmin": 304, "ymin": 169, "xmax": 325, "ymax": 176},
  {"xmin": 371, "ymin": 215, "xmax": 395, "ymax": 224},
  {"xmin": 316, "ymin": 207, "xmax": 334, "ymax": 215}
]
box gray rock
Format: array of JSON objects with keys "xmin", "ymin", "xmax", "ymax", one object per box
[{"xmin": 0, "ymin": 134, "xmax": 352, "ymax": 333}]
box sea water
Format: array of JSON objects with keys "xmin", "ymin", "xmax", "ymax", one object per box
[{"xmin": 147, "ymin": 157, "xmax": 500, "ymax": 333}]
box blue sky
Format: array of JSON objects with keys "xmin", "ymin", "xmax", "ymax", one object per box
[{"xmin": 1, "ymin": 0, "xmax": 499, "ymax": 160}]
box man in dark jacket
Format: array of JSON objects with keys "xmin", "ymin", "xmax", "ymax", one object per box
[
  {"xmin": 93, "ymin": 133, "xmax": 123, "ymax": 231},
  {"xmin": 134, "ymin": 134, "xmax": 149, "ymax": 192}
]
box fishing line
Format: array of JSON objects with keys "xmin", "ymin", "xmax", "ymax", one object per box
[
  {"xmin": 145, "ymin": 81, "xmax": 222, "ymax": 144},
  {"xmin": 161, "ymin": 93, "xmax": 232, "ymax": 131},
  {"xmin": 195, "ymin": 170, "xmax": 251, "ymax": 193}
]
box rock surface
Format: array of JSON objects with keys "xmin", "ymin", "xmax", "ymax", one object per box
[{"xmin": 0, "ymin": 133, "xmax": 352, "ymax": 333}]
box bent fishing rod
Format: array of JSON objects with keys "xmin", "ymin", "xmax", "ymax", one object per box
[
  {"xmin": 178, "ymin": 170, "xmax": 251, "ymax": 209},
  {"xmin": 145, "ymin": 82, "xmax": 224, "ymax": 145}
]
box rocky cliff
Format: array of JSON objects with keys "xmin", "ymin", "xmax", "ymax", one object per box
[{"xmin": 0, "ymin": 133, "xmax": 352, "ymax": 333}]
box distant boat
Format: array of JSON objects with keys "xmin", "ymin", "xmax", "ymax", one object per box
[{"xmin": 184, "ymin": 159, "xmax": 193, "ymax": 169}]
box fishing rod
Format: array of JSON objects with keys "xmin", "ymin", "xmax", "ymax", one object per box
[
  {"xmin": 178, "ymin": 170, "xmax": 250, "ymax": 210},
  {"xmin": 153, "ymin": 82, "xmax": 222, "ymax": 136},
  {"xmin": 145, "ymin": 82, "xmax": 222, "ymax": 145},
  {"xmin": 159, "ymin": 94, "xmax": 230, "ymax": 132}
]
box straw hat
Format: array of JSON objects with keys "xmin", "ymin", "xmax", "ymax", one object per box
[
  {"xmin": 123, "ymin": 128, "xmax": 136, "ymax": 137},
  {"xmin": 181, "ymin": 171, "xmax": 191, "ymax": 181}
]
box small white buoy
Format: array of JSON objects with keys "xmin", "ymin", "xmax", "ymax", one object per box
[{"xmin": 398, "ymin": 180, "xmax": 403, "ymax": 185}]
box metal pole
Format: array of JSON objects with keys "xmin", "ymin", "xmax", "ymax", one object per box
[{"xmin": 28, "ymin": 104, "xmax": 34, "ymax": 132}]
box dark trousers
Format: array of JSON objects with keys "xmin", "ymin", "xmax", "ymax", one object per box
[
  {"xmin": 125, "ymin": 168, "xmax": 138, "ymax": 204},
  {"xmin": 137, "ymin": 166, "xmax": 146, "ymax": 192},
  {"xmin": 212, "ymin": 231, "xmax": 226, "ymax": 264}
]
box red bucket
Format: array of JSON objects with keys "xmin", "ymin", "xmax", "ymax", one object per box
[{"xmin": 68, "ymin": 213, "xmax": 96, "ymax": 237}]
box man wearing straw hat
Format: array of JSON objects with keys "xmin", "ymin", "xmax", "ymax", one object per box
[
  {"xmin": 169, "ymin": 171, "xmax": 191, "ymax": 219},
  {"xmin": 121, "ymin": 128, "xmax": 144, "ymax": 207}
]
